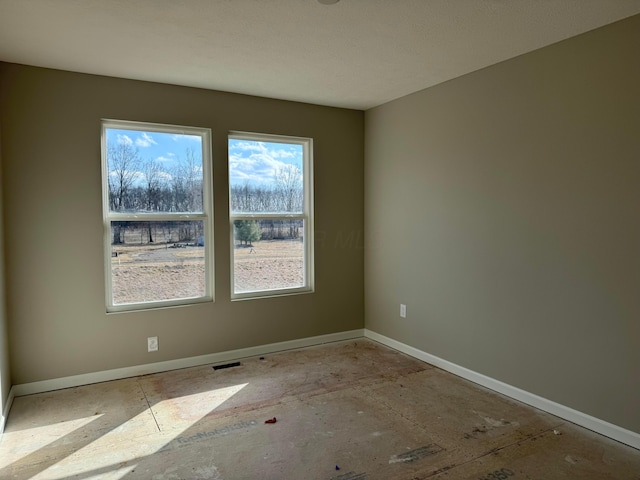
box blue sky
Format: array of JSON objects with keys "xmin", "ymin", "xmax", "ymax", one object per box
[
  {"xmin": 105, "ymin": 129, "xmax": 303, "ymax": 186},
  {"xmin": 229, "ymin": 139, "xmax": 303, "ymax": 187},
  {"xmin": 106, "ymin": 128, "xmax": 202, "ymax": 167}
]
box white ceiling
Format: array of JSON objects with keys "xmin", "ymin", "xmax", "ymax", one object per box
[{"xmin": 0, "ymin": 0, "xmax": 639, "ymax": 110}]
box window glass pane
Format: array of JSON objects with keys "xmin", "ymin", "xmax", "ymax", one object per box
[
  {"xmin": 233, "ymin": 219, "xmax": 305, "ymax": 294},
  {"xmin": 110, "ymin": 221, "xmax": 205, "ymax": 305},
  {"xmin": 105, "ymin": 128, "xmax": 203, "ymax": 214},
  {"xmin": 229, "ymin": 139, "xmax": 304, "ymax": 214}
]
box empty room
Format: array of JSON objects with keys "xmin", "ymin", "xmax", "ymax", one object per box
[{"xmin": 0, "ymin": 1, "xmax": 639, "ymax": 479}]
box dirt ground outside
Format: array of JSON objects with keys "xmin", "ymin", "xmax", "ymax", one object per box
[
  {"xmin": 111, "ymin": 239, "xmax": 303, "ymax": 304},
  {"xmin": 233, "ymin": 239, "xmax": 304, "ymax": 293}
]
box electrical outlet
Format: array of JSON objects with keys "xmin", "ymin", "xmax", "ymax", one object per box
[
  {"xmin": 400, "ymin": 304, "xmax": 406, "ymax": 318},
  {"xmin": 147, "ymin": 336, "xmax": 158, "ymax": 352}
]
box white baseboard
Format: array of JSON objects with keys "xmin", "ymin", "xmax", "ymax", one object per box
[
  {"xmin": 364, "ymin": 329, "xmax": 640, "ymax": 451},
  {"xmin": 13, "ymin": 329, "xmax": 364, "ymax": 397},
  {"xmin": 1, "ymin": 385, "xmax": 15, "ymax": 434},
  {"xmin": 13, "ymin": 327, "xmax": 638, "ymax": 451}
]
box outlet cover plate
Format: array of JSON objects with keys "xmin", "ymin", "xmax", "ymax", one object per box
[{"xmin": 147, "ymin": 336, "xmax": 158, "ymax": 352}]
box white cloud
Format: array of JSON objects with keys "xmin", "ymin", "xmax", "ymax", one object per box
[
  {"xmin": 109, "ymin": 170, "xmax": 143, "ymax": 182},
  {"xmin": 158, "ymin": 171, "xmax": 173, "ymax": 182},
  {"xmin": 136, "ymin": 132, "xmax": 157, "ymax": 147},
  {"xmin": 228, "ymin": 140, "xmax": 303, "ymax": 186},
  {"xmin": 272, "ymin": 149, "xmax": 296, "ymax": 159},
  {"xmin": 172, "ymin": 134, "xmax": 200, "ymax": 142},
  {"xmin": 230, "ymin": 141, "xmax": 266, "ymax": 153},
  {"xmin": 229, "ymin": 152, "xmax": 294, "ymax": 185},
  {"xmin": 156, "ymin": 156, "xmax": 174, "ymax": 162},
  {"xmin": 229, "ymin": 141, "xmax": 301, "ymax": 161},
  {"xmin": 117, "ymin": 134, "xmax": 133, "ymax": 146}
]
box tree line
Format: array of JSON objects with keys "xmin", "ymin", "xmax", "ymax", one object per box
[
  {"xmin": 234, "ymin": 219, "xmax": 304, "ymax": 246},
  {"xmin": 107, "ymin": 141, "xmax": 304, "ymax": 246},
  {"xmin": 108, "ymin": 142, "xmax": 203, "ymax": 214},
  {"xmin": 112, "ymin": 220, "xmax": 205, "ymax": 246},
  {"xmin": 230, "ymin": 163, "xmax": 303, "ymax": 214},
  {"xmin": 231, "ymin": 163, "xmax": 304, "ymax": 244},
  {"xmin": 108, "ymin": 141, "xmax": 203, "ymax": 244}
]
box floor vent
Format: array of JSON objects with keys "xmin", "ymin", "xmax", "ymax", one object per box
[{"xmin": 213, "ymin": 362, "xmax": 241, "ymax": 370}]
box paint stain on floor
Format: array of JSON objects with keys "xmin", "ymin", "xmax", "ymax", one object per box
[{"xmin": 1, "ymin": 339, "xmax": 639, "ymax": 479}]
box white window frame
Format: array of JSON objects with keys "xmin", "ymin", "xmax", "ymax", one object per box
[
  {"xmin": 229, "ymin": 131, "xmax": 314, "ymax": 300},
  {"xmin": 101, "ymin": 119, "xmax": 214, "ymax": 312}
]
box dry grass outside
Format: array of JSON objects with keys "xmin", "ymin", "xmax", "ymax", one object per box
[
  {"xmin": 111, "ymin": 244, "xmax": 205, "ymax": 304},
  {"xmin": 233, "ymin": 239, "xmax": 304, "ymax": 293},
  {"xmin": 110, "ymin": 239, "xmax": 303, "ymax": 304}
]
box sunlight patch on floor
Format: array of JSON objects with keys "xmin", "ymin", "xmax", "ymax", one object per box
[
  {"xmin": 0, "ymin": 414, "xmax": 103, "ymax": 468},
  {"xmin": 22, "ymin": 384, "xmax": 249, "ymax": 479},
  {"xmin": 38, "ymin": 463, "xmax": 137, "ymax": 480}
]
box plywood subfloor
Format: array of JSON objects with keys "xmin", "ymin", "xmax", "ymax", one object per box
[{"xmin": 1, "ymin": 339, "xmax": 639, "ymax": 479}]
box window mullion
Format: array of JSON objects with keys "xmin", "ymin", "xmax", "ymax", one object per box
[
  {"xmin": 107, "ymin": 213, "xmax": 208, "ymax": 222},
  {"xmin": 230, "ymin": 213, "xmax": 306, "ymax": 221}
]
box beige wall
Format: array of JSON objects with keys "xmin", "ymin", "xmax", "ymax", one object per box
[
  {"xmin": 0, "ymin": 64, "xmax": 364, "ymax": 384},
  {"xmin": 0, "ymin": 120, "xmax": 12, "ymax": 422},
  {"xmin": 365, "ymin": 15, "xmax": 640, "ymax": 434}
]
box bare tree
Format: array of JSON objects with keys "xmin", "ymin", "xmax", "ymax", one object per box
[
  {"xmin": 170, "ymin": 164, "xmax": 188, "ymax": 212},
  {"xmin": 141, "ymin": 157, "xmax": 165, "ymax": 242},
  {"xmin": 275, "ymin": 164, "xmax": 303, "ymax": 238},
  {"xmin": 170, "ymin": 148, "xmax": 203, "ymax": 213},
  {"xmin": 184, "ymin": 147, "xmax": 203, "ymax": 212},
  {"xmin": 108, "ymin": 142, "xmax": 140, "ymax": 211},
  {"xmin": 107, "ymin": 141, "xmax": 140, "ymax": 243},
  {"xmin": 275, "ymin": 164, "xmax": 303, "ymax": 212}
]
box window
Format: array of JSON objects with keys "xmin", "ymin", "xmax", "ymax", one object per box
[
  {"xmin": 229, "ymin": 132, "xmax": 314, "ymax": 299},
  {"xmin": 102, "ymin": 120, "xmax": 213, "ymax": 312}
]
